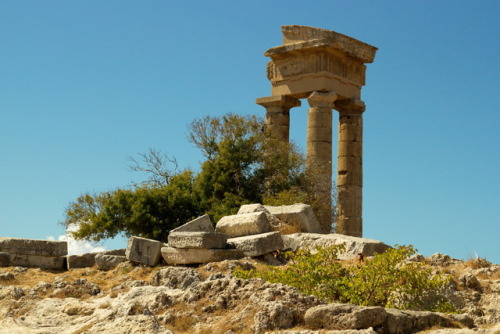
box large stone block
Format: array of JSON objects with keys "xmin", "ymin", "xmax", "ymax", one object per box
[
  {"xmin": 168, "ymin": 232, "xmax": 227, "ymax": 249},
  {"xmin": 0, "ymin": 237, "xmax": 67, "ymax": 257},
  {"xmin": 170, "ymin": 214, "xmax": 214, "ymax": 233},
  {"xmin": 125, "ymin": 236, "xmax": 163, "ymax": 266},
  {"xmin": 237, "ymin": 203, "xmax": 280, "ymax": 229},
  {"xmin": 227, "ymin": 231, "xmax": 284, "ymax": 257},
  {"xmin": 282, "ymin": 233, "xmax": 391, "ymax": 260},
  {"xmin": 67, "ymin": 253, "xmax": 96, "ymax": 269},
  {"xmin": 216, "ymin": 212, "xmax": 271, "ymax": 237},
  {"xmin": 264, "ymin": 203, "xmax": 322, "ymax": 234},
  {"xmin": 95, "ymin": 254, "xmax": 127, "ymax": 271},
  {"xmin": 161, "ymin": 247, "xmax": 244, "ymax": 265},
  {"xmin": 8, "ymin": 253, "xmax": 66, "ymax": 270}
]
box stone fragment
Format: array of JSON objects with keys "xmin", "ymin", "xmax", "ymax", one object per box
[
  {"xmin": 168, "ymin": 232, "xmax": 227, "ymax": 249},
  {"xmin": 67, "ymin": 253, "xmax": 96, "ymax": 269},
  {"xmin": 282, "ymin": 233, "xmax": 391, "ymax": 260},
  {"xmin": 237, "ymin": 203, "xmax": 280, "ymax": 229},
  {"xmin": 170, "ymin": 214, "xmax": 214, "ymax": 233},
  {"xmin": 216, "ymin": 212, "xmax": 271, "ymax": 237},
  {"xmin": 227, "ymin": 231, "xmax": 284, "ymax": 257},
  {"xmin": 95, "ymin": 254, "xmax": 127, "ymax": 271},
  {"xmin": 0, "ymin": 237, "xmax": 68, "ymax": 257},
  {"xmin": 125, "ymin": 236, "xmax": 163, "ymax": 266},
  {"xmin": 264, "ymin": 203, "xmax": 322, "ymax": 233},
  {"xmin": 8, "ymin": 253, "xmax": 66, "ymax": 271},
  {"xmin": 161, "ymin": 247, "xmax": 243, "ymax": 265},
  {"xmin": 102, "ymin": 249, "xmax": 127, "ymax": 256},
  {"xmin": 0, "ymin": 252, "xmax": 10, "ymax": 267},
  {"xmin": 304, "ymin": 303, "xmax": 386, "ymax": 330}
]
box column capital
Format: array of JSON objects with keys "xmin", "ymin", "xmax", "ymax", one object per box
[
  {"xmin": 307, "ymin": 91, "xmax": 338, "ymax": 108},
  {"xmin": 335, "ymin": 98, "xmax": 365, "ymax": 114},
  {"xmin": 256, "ymin": 95, "xmax": 301, "ymax": 109}
]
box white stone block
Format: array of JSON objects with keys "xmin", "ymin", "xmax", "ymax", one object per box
[
  {"xmin": 125, "ymin": 236, "xmax": 163, "ymax": 266},
  {"xmin": 227, "ymin": 231, "xmax": 284, "ymax": 257},
  {"xmin": 216, "ymin": 212, "xmax": 271, "ymax": 237},
  {"xmin": 168, "ymin": 232, "xmax": 227, "ymax": 249},
  {"xmin": 264, "ymin": 203, "xmax": 322, "ymax": 233},
  {"xmin": 170, "ymin": 214, "xmax": 214, "ymax": 233}
]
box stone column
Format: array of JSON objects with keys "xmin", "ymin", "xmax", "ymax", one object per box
[
  {"xmin": 334, "ymin": 99, "xmax": 365, "ymax": 237},
  {"xmin": 256, "ymin": 95, "xmax": 301, "ymax": 142},
  {"xmin": 306, "ymin": 91, "xmax": 338, "ymax": 233}
]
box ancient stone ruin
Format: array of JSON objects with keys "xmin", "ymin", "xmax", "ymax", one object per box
[{"xmin": 256, "ymin": 25, "xmax": 377, "ymax": 237}]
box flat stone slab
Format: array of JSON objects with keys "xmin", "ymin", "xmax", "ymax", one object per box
[
  {"xmin": 7, "ymin": 253, "xmax": 66, "ymax": 271},
  {"xmin": 95, "ymin": 254, "xmax": 127, "ymax": 271},
  {"xmin": 161, "ymin": 247, "xmax": 244, "ymax": 265},
  {"xmin": 168, "ymin": 232, "xmax": 227, "ymax": 249},
  {"xmin": 67, "ymin": 253, "xmax": 96, "ymax": 269},
  {"xmin": 264, "ymin": 203, "xmax": 322, "ymax": 233},
  {"xmin": 170, "ymin": 214, "xmax": 214, "ymax": 233},
  {"xmin": 227, "ymin": 231, "xmax": 284, "ymax": 257},
  {"xmin": 0, "ymin": 237, "xmax": 68, "ymax": 257},
  {"xmin": 216, "ymin": 212, "xmax": 271, "ymax": 238},
  {"xmin": 281, "ymin": 233, "xmax": 392, "ymax": 260},
  {"xmin": 125, "ymin": 236, "xmax": 163, "ymax": 266}
]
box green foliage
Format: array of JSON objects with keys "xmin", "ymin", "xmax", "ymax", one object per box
[
  {"xmin": 63, "ymin": 170, "xmax": 199, "ymax": 242},
  {"xmin": 233, "ymin": 245, "xmax": 455, "ymax": 312},
  {"xmin": 63, "ymin": 113, "xmax": 316, "ymax": 241},
  {"xmin": 190, "ymin": 113, "xmax": 306, "ymax": 222}
]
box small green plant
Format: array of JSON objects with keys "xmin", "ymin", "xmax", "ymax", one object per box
[{"xmin": 233, "ymin": 244, "xmax": 455, "ymax": 312}]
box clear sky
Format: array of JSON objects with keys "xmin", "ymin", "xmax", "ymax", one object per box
[{"xmin": 1, "ymin": 1, "xmax": 499, "ymax": 262}]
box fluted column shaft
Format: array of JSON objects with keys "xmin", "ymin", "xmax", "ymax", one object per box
[
  {"xmin": 256, "ymin": 95, "xmax": 301, "ymax": 142},
  {"xmin": 335, "ymin": 99, "xmax": 365, "ymax": 237},
  {"xmin": 306, "ymin": 91, "xmax": 338, "ymax": 232}
]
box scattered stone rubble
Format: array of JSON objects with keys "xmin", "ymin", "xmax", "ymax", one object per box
[{"xmin": 1, "ymin": 204, "xmax": 499, "ymax": 333}]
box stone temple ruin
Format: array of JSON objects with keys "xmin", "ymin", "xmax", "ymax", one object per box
[{"xmin": 256, "ymin": 25, "xmax": 377, "ymax": 237}]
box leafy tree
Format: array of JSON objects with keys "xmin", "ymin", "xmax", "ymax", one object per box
[
  {"xmin": 190, "ymin": 113, "xmax": 307, "ymax": 221},
  {"xmin": 63, "ymin": 170, "xmax": 198, "ymax": 242},
  {"xmin": 62, "ymin": 112, "xmax": 327, "ymax": 241}
]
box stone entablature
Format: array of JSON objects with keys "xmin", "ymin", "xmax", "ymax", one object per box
[{"xmin": 264, "ymin": 25, "xmax": 377, "ymax": 100}]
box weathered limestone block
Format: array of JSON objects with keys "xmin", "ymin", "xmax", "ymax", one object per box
[
  {"xmin": 170, "ymin": 214, "xmax": 214, "ymax": 233},
  {"xmin": 95, "ymin": 254, "xmax": 127, "ymax": 271},
  {"xmin": 67, "ymin": 249, "xmax": 126, "ymax": 270},
  {"xmin": 0, "ymin": 237, "xmax": 67, "ymax": 257},
  {"xmin": 126, "ymin": 236, "xmax": 163, "ymax": 266},
  {"xmin": 227, "ymin": 231, "xmax": 284, "ymax": 257},
  {"xmin": 281, "ymin": 233, "xmax": 391, "ymax": 260},
  {"xmin": 237, "ymin": 203, "xmax": 280, "ymax": 229},
  {"xmin": 0, "ymin": 252, "xmax": 10, "ymax": 267},
  {"xmin": 216, "ymin": 212, "xmax": 271, "ymax": 237},
  {"xmin": 264, "ymin": 203, "xmax": 322, "ymax": 234},
  {"xmin": 67, "ymin": 253, "xmax": 96, "ymax": 269},
  {"xmin": 8, "ymin": 253, "xmax": 66, "ymax": 270},
  {"xmin": 304, "ymin": 303, "xmax": 386, "ymax": 330},
  {"xmin": 167, "ymin": 232, "xmax": 227, "ymax": 249},
  {"xmin": 161, "ymin": 247, "xmax": 244, "ymax": 265}
]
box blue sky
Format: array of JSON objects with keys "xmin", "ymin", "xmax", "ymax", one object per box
[{"xmin": 1, "ymin": 1, "xmax": 499, "ymax": 262}]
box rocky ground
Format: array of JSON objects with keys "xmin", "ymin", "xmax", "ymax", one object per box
[{"xmin": 0, "ymin": 253, "xmax": 499, "ymax": 334}]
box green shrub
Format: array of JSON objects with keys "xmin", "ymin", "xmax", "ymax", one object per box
[{"xmin": 233, "ymin": 245, "xmax": 455, "ymax": 312}]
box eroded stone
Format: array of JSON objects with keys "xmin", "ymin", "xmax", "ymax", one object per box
[
  {"xmin": 161, "ymin": 247, "xmax": 243, "ymax": 265},
  {"xmin": 167, "ymin": 232, "xmax": 227, "ymax": 249},
  {"xmin": 227, "ymin": 231, "xmax": 284, "ymax": 257}
]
